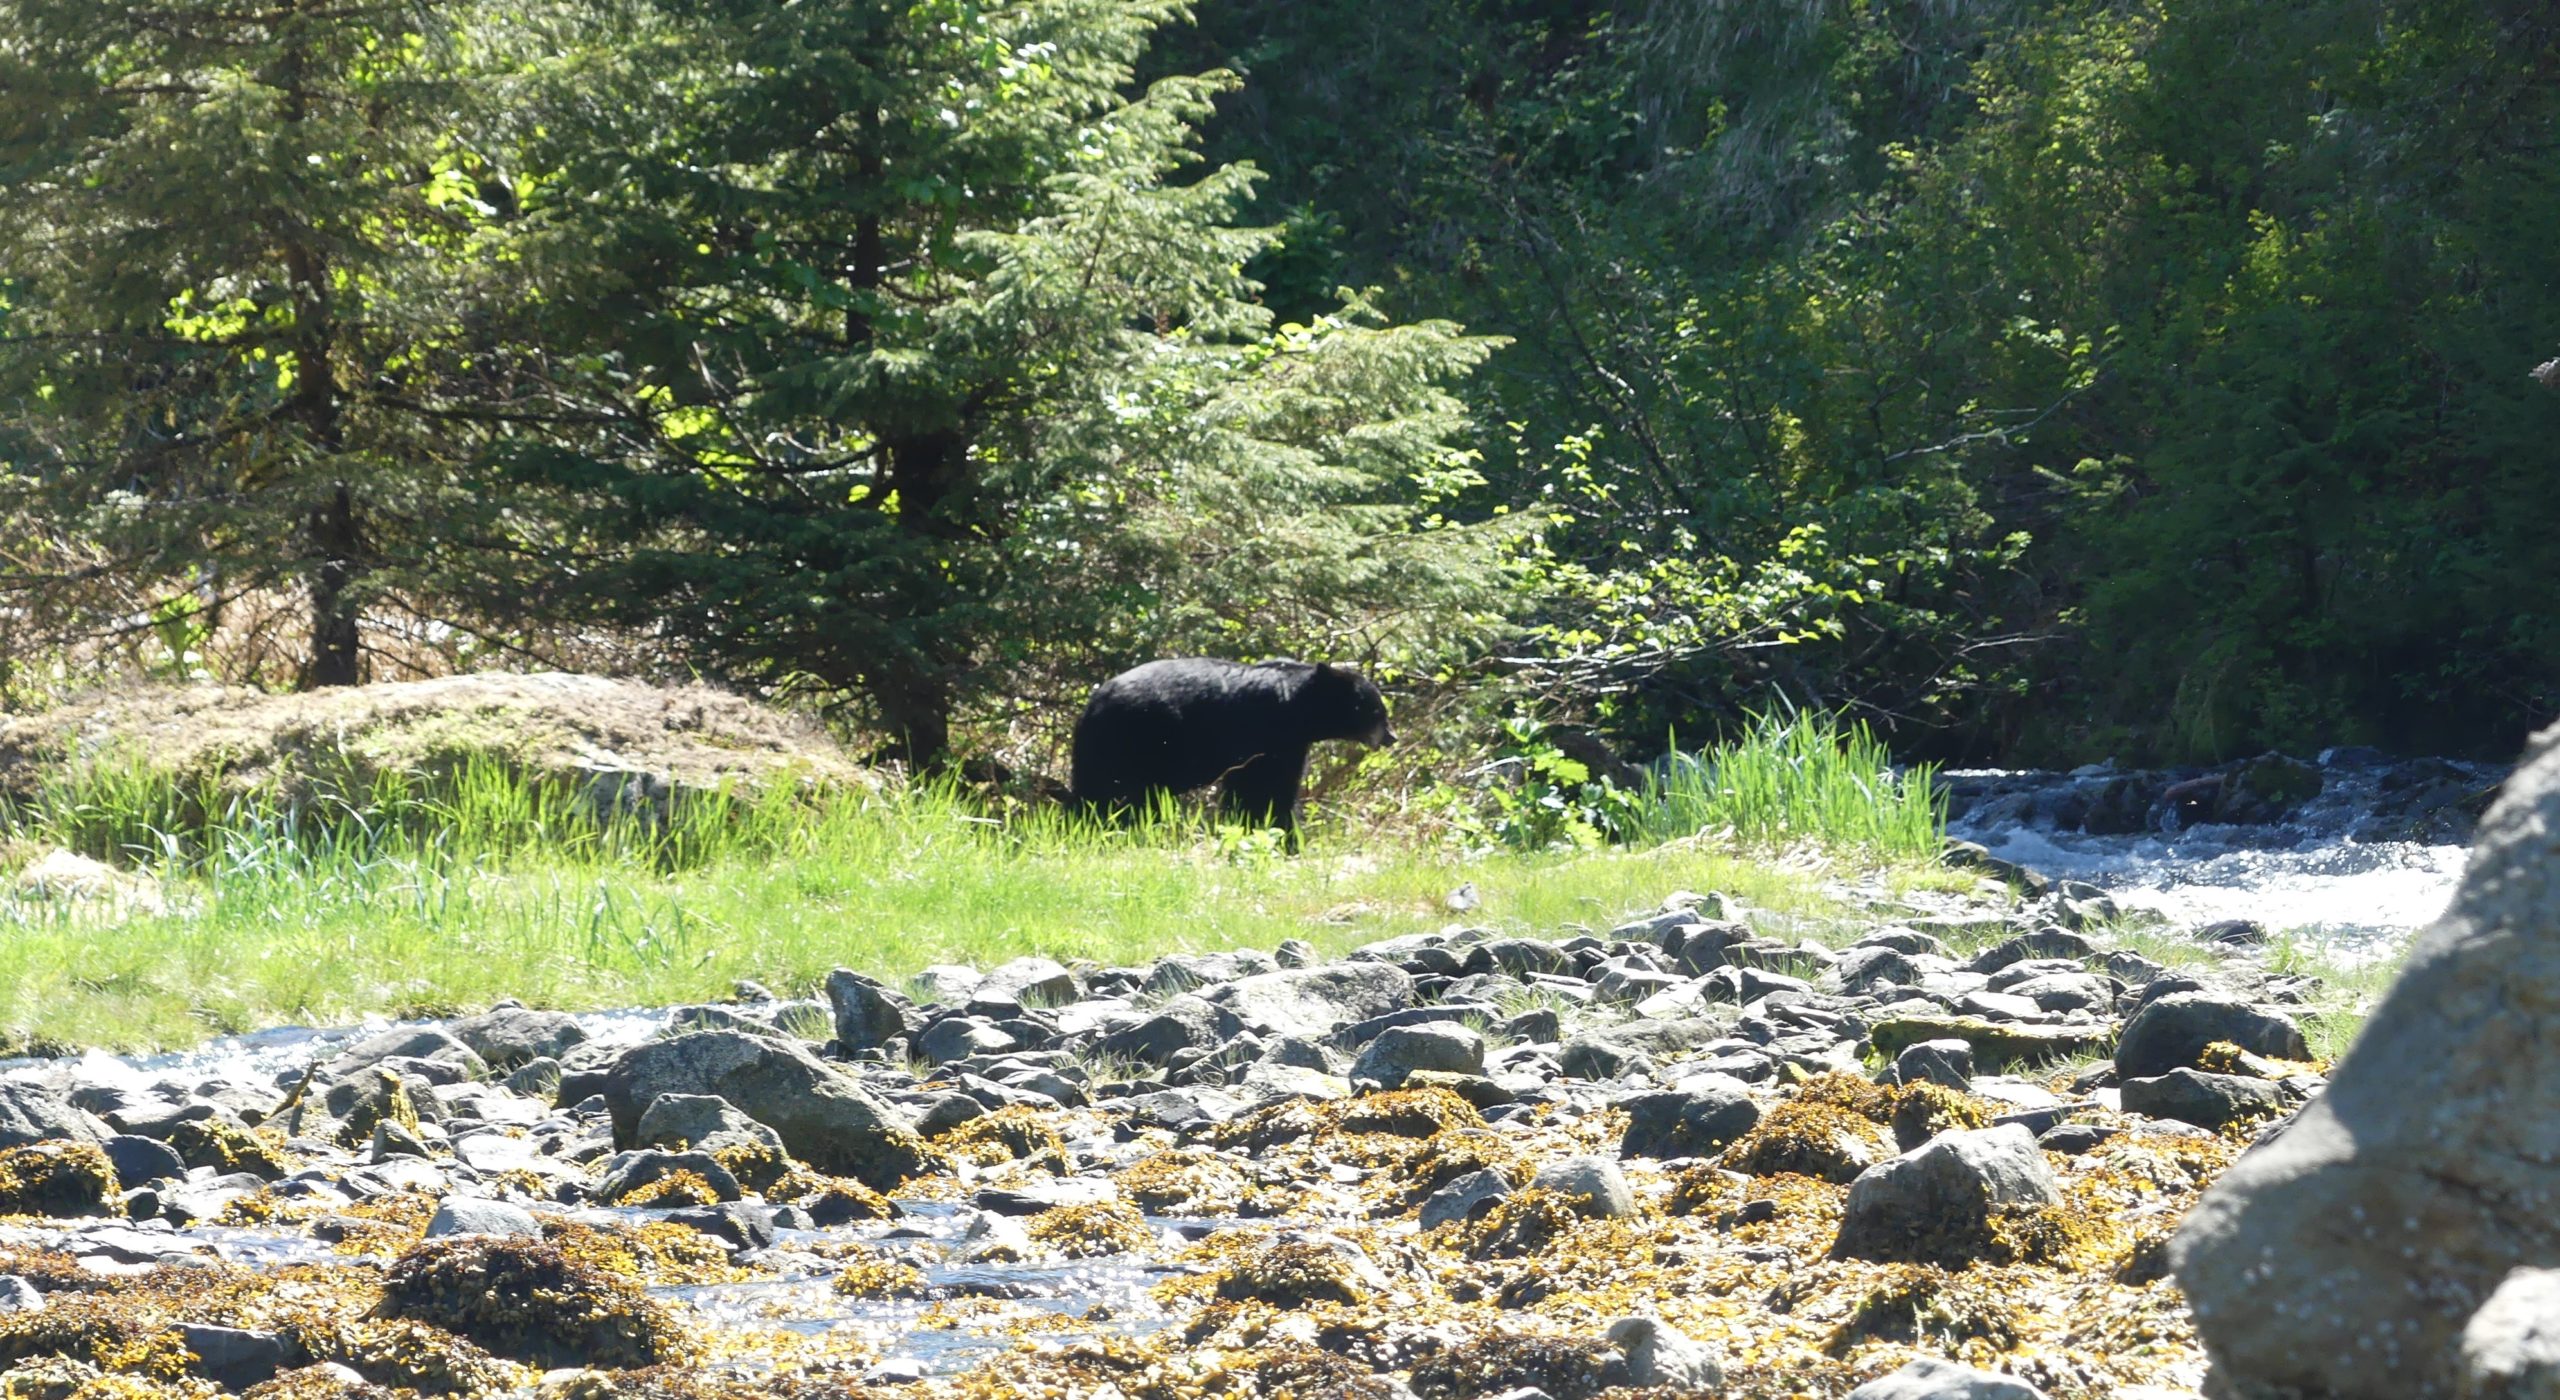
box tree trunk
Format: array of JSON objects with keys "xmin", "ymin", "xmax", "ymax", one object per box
[
  {"xmin": 277, "ymin": 19, "xmax": 361, "ymax": 690},
  {"xmin": 306, "ymin": 484, "xmax": 362, "ymax": 688}
]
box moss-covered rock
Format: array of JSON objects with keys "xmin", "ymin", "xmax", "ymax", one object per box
[
  {"xmin": 1023, "ymin": 1202, "xmax": 1154, "ymax": 1259},
  {"xmin": 1723, "ymin": 1101, "xmax": 1887, "ymax": 1184},
  {"xmin": 376, "ymin": 1237, "xmax": 687, "ymax": 1370},
  {"xmin": 0, "ymin": 1144, "xmax": 115, "ymax": 1219},
  {"xmin": 1408, "ymin": 1333, "xmax": 1627, "ymax": 1400}
]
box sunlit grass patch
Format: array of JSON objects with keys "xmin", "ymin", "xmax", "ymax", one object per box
[{"xmin": 0, "ymin": 758, "xmax": 1932, "ymax": 1052}]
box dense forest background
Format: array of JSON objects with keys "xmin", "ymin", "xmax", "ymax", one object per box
[{"xmin": 4, "ymin": 0, "xmax": 2556, "ymax": 773}]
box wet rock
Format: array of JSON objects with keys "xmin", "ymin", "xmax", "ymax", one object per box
[
  {"xmin": 601, "ymin": 1030, "xmax": 933, "ymax": 1189},
  {"xmin": 448, "ymin": 1006, "xmax": 588, "ymax": 1070},
  {"xmin": 424, "ymin": 1195, "xmax": 541, "ymax": 1238},
  {"xmin": 1350, "ymin": 1023, "xmax": 1484, "ymax": 1091},
  {"xmin": 2173, "ymin": 726, "xmax": 2560, "ymax": 1398},
  {"xmin": 101, "ymin": 1133, "xmax": 183, "ymax": 1186},
  {"xmin": 634, "ymin": 1092, "xmax": 785, "ymax": 1154},
  {"xmin": 1832, "ymin": 1124, "xmax": 2062, "ymax": 1265},
  {"xmin": 380, "ymin": 1235, "xmax": 684, "ymax": 1368},
  {"xmin": 1894, "ymin": 1039, "xmax": 1976, "ymax": 1091},
  {"xmin": 180, "ymin": 1323, "xmax": 296, "ymax": 1389},
  {"xmin": 1846, "ymin": 1357, "xmax": 2049, "ymax": 1399},
  {"xmin": 2113, "ymin": 991, "xmax": 2309, "ymax": 1079},
  {"xmin": 322, "ymin": 1026, "xmax": 488, "ymax": 1080},
  {"xmin": 1202, "ymin": 964, "xmax": 1414, "ymax": 1040},
  {"xmin": 595, "ymin": 1148, "xmax": 743, "ymax": 1204},
  {"xmin": 1616, "ymin": 1077, "xmax": 1761, "ymax": 1159},
  {"xmin": 666, "ymin": 1200, "xmax": 775, "ymax": 1251},
  {"xmin": 1530, "ymin": 1155, "xmax": 1635, "ymax": 1219},
  {"xmin": 0, "ymin": 1141, "xmax": 115, "ymax": 1216},
  {"xmin": 0, "ymin": 1083, "xmax": 109, "ymax": 1150},
  {"xmin": 1605, "ymin": 1317, "xmax": 1722, "ymax": 1390},
  {"xmin": 2461, "ymin": 1267, "xmax": 2560, "ymax": 1400},
  {"xmin": 972, "ymin": 1176, "xmax": 1118, "ymax": 1215},
  {"xmin": 824, "ymin": 970, "xmax": 922, "ymax": 1052},
  {"xmin": 1420, "ymin": 1168, "xmax": 1515, "ymax": 1231},
  {"xmin": 2118, "ymin": 1068, "xmax": 2289, "ymax": 1131}
]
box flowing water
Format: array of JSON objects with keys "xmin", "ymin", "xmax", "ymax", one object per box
[{"xmin": 1943, "ymin": 749, "xmax": 2507, "ymax": 957}]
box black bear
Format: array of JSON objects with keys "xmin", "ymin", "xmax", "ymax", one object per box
[{"xmin": 1070, "ymin": 658, "xmax": 1394, "ymax": 842}]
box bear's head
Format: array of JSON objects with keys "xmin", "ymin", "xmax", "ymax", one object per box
[{"xmin": 1309, "ymin": 664, "xmax": 1395, "ymax": 747}]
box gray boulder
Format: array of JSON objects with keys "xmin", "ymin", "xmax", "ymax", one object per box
[
  {"xmin": 600, "ymin": 1030, "xmax": 932, "ymax": 1189},
  {"xmin": 2114, "ymin": 990, "xmax": 2309, "ymax": 1079},
  {"xmin": 1894, "ymin": 1039, "xmax": 1976, "ymax": 1091},
  {"xmin": 1605, "ymin": 1317, "xmax": 1723, "ymax": 1390},
  {"xmin": 1096, "ymin": 996, "xmax": 1228, "ymax": 1068},
  {"xmin": 2462, "ymin": 1267, "xmax": 2560, "ymax": 1400},
  {"xmin": 635, "ymin": 1092, "xmax": 785, "ymax": 1154},
  {"xmin": 1349, "ymin": 1023, "xmax": 1484, "ymax": 1090},
  {"xmin": 824, "ymin": 970, "xmax": 921, "ymax": 1052},
  {"xmin": 915, "ymin": 1017, "xmax": 1018, "ymax": 1065},
  {"xmin": 321, "ymin": 1026, "xmax": 487, "ymax": 1080},
  {"xmin": 2117, "ymin": 1068, "xmax": 2289, "ymax": 1131},
  {"xmin": 1531, "ymin": 1154, "xmax": 1636, "ymax": 1220},
  {"xmin": 0, "ymin": 1084, "xmax": 108, "ymax": 1150},
  {"xmin": 1202, "ymin": 964, "xmax": 1413, "ymax": 1040},
  {"xmin": 448, "ymin": 1007, "xmax": 588, "ymax": 1070},
  {"xmin": 1419, "ymin": 1169, "xmax": 1515, "ymax": 1231},
  {"xmin": 1832, "ymin": 1124, "xmax": 2062, "ymax": 1265},
  {"xmin": 979, "ymin": 956, "xmax": 1077, "ymax": 1007},
  {"xmin": 424, "ymin": 1196, "xmax": 541, "ymax": 1238},
  {"xmin": 1142, "ymin": 950, "xmax": 1279, "ymax": 998},
  {"xmin": 2174, "ymin": 724, "xmax": 2560, "ymax": 1397},
  {"xmin": 596, "ymin": 1148, "xmax": 743, "ymax": 1204},
  {"xmin": 1616, "ymin": 1077, "xmax": 1761, "ymax": 1159},
  {"xmin": 1846, "ymin": 1358, "xmax": 2049, "ymax": 1400}
]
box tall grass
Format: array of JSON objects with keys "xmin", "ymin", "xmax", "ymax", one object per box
[
  {"xmin": 1632, "ymin": 710, "xmax": 1945, "ymax": 856},
  {"xmin": 0, "ymin": 755, "xmax": 1931, "ymax": 1052}
]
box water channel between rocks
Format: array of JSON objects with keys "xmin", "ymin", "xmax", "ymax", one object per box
[{"xmin": 1942, "ymin": 748, "xmax": 2505, "ymax": 957}]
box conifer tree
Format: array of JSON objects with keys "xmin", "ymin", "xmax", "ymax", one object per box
[
  {"xmin": 485, "ymin": 0, "xmax": 1521, "ymax": 764},
  {"xmin": 0, "ymin": 0, "xmax": 499, "ymax": 685}
]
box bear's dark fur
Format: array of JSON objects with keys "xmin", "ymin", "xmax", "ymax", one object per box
[{"xmin": 1069, "ymin": 658, "xmax": 1394, "ymax": 841}]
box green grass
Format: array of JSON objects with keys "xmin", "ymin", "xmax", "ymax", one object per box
[
  {"xmin": 0, "ymin": 743, "xmax": 1953, "ymax": 1052},
  {"xmin": 1637, "ymin": 711, "xmax": 1945, "ymax": 857}
]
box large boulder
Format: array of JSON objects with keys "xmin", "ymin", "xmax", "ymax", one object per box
[
  {"xmin": 823, "ymin": 970, "xmax": 921, "ymax": 1052},
  {"xmin": 1201, "ymin": 964, "xmax": 1413, "ymax": 1040},
  {"xmin": 1616, "ymin": 1077, "xmax": 1762, "ymax": 1160},
  {"xmin": 2174, "ymin": 722, "xmax": 2560, "ymax": 1398},
  {"xmin": 2113, "ymin": 991, "xmax": 2309, "ymax": 1079},
  {"xmin": 1348, "ymin": 1024, "xmax": 1483, "ymax": 1091},
  {"xmin": 1831, "ymin": 1124, "xmax": 2061, "ymax": 1266},
  {"xmin": 600, "ymin": 1031, "xmax": 933, "ymax": 1190},
  {"xmin": 1846, "ymin": 1359, "xmax": 2048, "ymax": 1400},
  {"xmin": 448, "ymin": 1007, "xmax": 588, "ymax": 1071},
  {"xmin": 2462, "ymin": 1267, "xmax": 2560, "ymax": 1400},
  {"xmin": 0, "ymin": 1084, "xmax": 108, "ymax": 1150}
]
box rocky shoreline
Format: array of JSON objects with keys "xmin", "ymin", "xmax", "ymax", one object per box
[{"xmin": 0, "ymin": 875, "xmax": 2335, "ymax": 1400}]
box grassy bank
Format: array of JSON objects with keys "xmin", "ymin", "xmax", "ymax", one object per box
[{"xmin": 0, "ymin": 716, "xmax": 1961, "ymax": 1052}]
